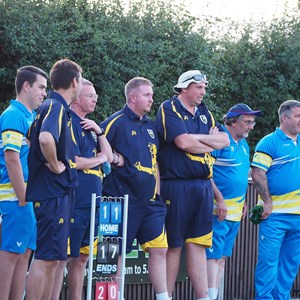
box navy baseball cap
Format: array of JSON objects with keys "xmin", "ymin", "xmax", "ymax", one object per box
[{"xmin": 226, "ymin": 103, "xmax": 262, "ymax": 118}]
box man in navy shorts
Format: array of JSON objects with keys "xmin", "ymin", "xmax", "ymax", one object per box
[
  {"xmin": 156, "ymin": 70, "xmax": 229, "ymax": 300},
  {"xmin": 25, "ymin": 59, "xmax": 83, "ymax": 300},
  {"xmin": 51, "ymin": 78, "xmax": 113, "ymax": 299},
  {"xmin": 101, "ymin": 77, "xmax": 169, "ymax": 300},
  {"xmin": 0, "ymin": 65, "xmax": 47, "ymax": 300}
]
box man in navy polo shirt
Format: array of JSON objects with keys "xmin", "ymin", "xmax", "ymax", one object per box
[
  {"xmin": 25, "ymin": 59, "xmax": 83, "ymax": 300},
  {"xmin": 156, "ymin": 70, "xmax": 229, "ymax": 300},
  {"xmin": 101, "ymin": 77, "xmax": 169, "ymax": 300},
  {"xmin": 51, "ymin": 78, "xmax": 113, "ymax": 299}
]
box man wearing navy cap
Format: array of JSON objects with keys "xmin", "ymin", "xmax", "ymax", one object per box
[
  {"xmin": 156, "ymin": 70, "xmax": 229, "ymax": 300},
  {"xmin": 206, "ymin": 103, "xmax": 262, "ymax": 300}
]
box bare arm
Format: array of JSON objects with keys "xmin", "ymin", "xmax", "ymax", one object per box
[
  {"xmin": 80, "ymin": 118, "xmax": 113, "ymax": 163},
  {"xmin": 111, "ymin": 150, "xmax": 125, "ymax": 167},
  {"xmin": 174, "ymin": 128, "xmax": 229, "ymax": 154},
  {"xmin": 156, "ymin": 165, "xmax": 160, "ymax": 195},
  {"xmin": 251, "ymin": 166, "xmax": 273, "ymax": 218},
  {"xmin": 4, "ymin": 150, "xmax": 26, "ymax": 206},
  {"xmin": 242, "ymin": 201, "xmax": 248, "ymax": 219},
  {"xmin": 192, "ymin": 130, "xmax": 230, "ymax": 150},
  {"xmin": 174, "ymin": 133, "xmax": 215, "ymax": 154},
  {"xmin": 39, "ymin": 131, "xmax": 66, "ymax": 174},
  {"xmin": 211, "ymin": 178, "xmax": 227, "ymax": 221},
  {"xmin": 75, "ymin": 153, "xmax": 108, "ymax": 170}
]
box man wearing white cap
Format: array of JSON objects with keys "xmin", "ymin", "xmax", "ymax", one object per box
[
  {"xmin": 206, "ymin": 103, "xmax": 262, "ymax": 300},
  {"xmin": 156, "ymin": 70, "xmax": 229, "ymax": 300}
]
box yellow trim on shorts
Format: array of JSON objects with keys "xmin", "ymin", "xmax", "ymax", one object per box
[
  {"xmin": 185, "ymin": 231, "xmax": 212, "ymax": 247},
  {"xmin": 80, "ymin": 238, "xmax": 98, "ymax": 255},
  {"xmin": 141, "ymin": 228, "xmax": 168, "ymax": 253},
  {"xmin": 67, "ymin": 237, "xmax": 98, "ymax": 256}
]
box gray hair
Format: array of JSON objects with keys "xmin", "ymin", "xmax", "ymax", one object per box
[{"xmin": 278, "ymin": 100, "xmax": 300, "ymax": 118}]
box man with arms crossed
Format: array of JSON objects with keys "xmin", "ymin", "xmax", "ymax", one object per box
[
  {"xmin": 251, "ymin": 100, "xmax": 300, "ymax": 299},
  {"xmin": 101, "ymin": 77, "xmax": 169, "ymax": 300},
  {"xmin": 51, "ymin": 78, "xmax": 113, "ymax": 299},
  {"xmin": 156, "ymin": 70, "xmax": 229, "ymax": 300},
  {"xmin": 25, "ymin": 59, "xmax": 82, "ymax": 300},
  {"xmin": 206, "ymin": 103, "xmax": 262, "ymax": 300},
  {"xmin": 0, "ymin": 66, "xmax": 47, "ymax": 300}
]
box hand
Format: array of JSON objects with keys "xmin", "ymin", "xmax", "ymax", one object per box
[
  {"xmin": 45, "ymin": 161, "xmax": 66, "ymax": 174},
  {"xmin": 261, "ymin": 200, "xmax": 272, "ymax": 219},
  {"xmin": 80, "ymin": 118, "xmax": 101, "ymax": 133},
  {"xmin": 242, "ymin": 202, "xmax": 248, "ymax": 219},
  {"xmin": 209, "ymin": 126, "xmax": 219, "ymax": 135},
  {"xmin": 18, "ymin": 200, "xmax": 27, "ymax": 207},
  {"xmin": 97, "ymin": 152, "xmax": 108, "ymax": 165},
  {"xmin": 215, "ymin": 198, "xmax": 227, "ymax": 221}
]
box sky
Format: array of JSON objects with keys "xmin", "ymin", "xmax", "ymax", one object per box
[{"xmin": 186, "ymin": 0, "xmax": 298, "ymax": 22}]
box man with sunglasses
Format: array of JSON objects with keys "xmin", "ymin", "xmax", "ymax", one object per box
[
  {"xmin": 206, "ymin": 103, "xmax": 262, "ymax": 300},
  {"xmin": 156, "ymin": 70, "xmax": 229, "ymax": 300}
]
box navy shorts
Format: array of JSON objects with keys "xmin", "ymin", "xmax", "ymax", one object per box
[
  {"xmin": 33, "ymin": 191, "xmax": 75, "ymax": 260},
  {"xmin": 125, "ymin": 196, "xmax": 168, "ymax": 253},
  {"xmin": 161, "ymin": 178, "xmax": 213, "ymax": 248},
  {"xmin": 69, "ymin": 207, "xmax": 99, "ymax": 257}
]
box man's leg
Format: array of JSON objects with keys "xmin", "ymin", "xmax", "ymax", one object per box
[
  {"xmin": 216, "ymin": 257, "xmax": 226, "ymax": 290},
  {"xmin": 255, "ymin": 216, "xmax": 284, "ymax": 299},
  {"xmin": 26, "ymin": 259, "xmax": 60, "ymax": 300},
  {"xmin": 68, "ymin": 254, "xmax": 89, "ymax": 300},
  {"xmin": 273, "ymin": 215, "xmax": 300, "ymax": 299},
  {"xmin": 166, "ymin": 247, "xmax": 182, "ymax": 298},
  {"xmin": 9, "ymin": 248, "xmax": 32, "ymax": 300},
  {"xmin": 186, "ymin": 242, "xmax": 208, "ymax": 299},
  {"xmin": 148, "ymin": 247, "xmax": 168, "ymax": 298},
  {"xmin": 50, "ymin": 260, "xmax": 68, "ymax": 300},
  {"xmin": 207, "ymin": 258, "xmax": 220, "ymax": 300},
  {"xmin": 0, "ymin": 250, "xmax": 20, "ymax": 300}
]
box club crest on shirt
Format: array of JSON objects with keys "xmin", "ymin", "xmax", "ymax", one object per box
[
  {"xmin": 199, "ymin": 115, "xmax": 207, "ymax": 124},
  {"xmin": 147, "ymin": 129, "xmax": 155, "ymax": 139}
]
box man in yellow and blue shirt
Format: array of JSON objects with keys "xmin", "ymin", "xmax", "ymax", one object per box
[
  {"xmin": 251, "ymin": 100, "xmax": 300, "ymax": 299},
  {"xmin": 206, "ymin": 103, "xmax": 262, "ymax": 300},
  {"xmin": 0, "ymin": 65, "xmax": 47, "ymax": 300}
]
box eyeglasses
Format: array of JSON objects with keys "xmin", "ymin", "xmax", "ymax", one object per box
[
  {"xmin": 182, "ymin": 74, "xmax": 207, "ymax": 83},
  {"xmin": 83, "ymin": 94, "xmax": 98, "ymax": 100},
  {"xmin": 242, "ymin": 120, "xmax": 256, "ymax": 126}
]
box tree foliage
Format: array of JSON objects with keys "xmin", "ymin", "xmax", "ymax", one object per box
[{"xmin": 0, "ymin": 0, "xmax": 299, "ymax": 150}]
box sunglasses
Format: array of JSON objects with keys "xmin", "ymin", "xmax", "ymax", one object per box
[{"xmin": 182, "ymin": 74, "xmax": 207, "ymax": 83}]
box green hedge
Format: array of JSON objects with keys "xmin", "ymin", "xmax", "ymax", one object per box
[{"xmin": 0, "ymin": 0, "xmax": 299, "ymax": 150}]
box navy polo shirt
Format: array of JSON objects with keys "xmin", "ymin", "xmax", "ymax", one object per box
[
  {"xmin": 156, "ymin": 96, "xmax": 215, "ymax": 180},
  {"xmin": 101, "ymin": 105, "xmax": 159, "ymax": 204},
  {"xmin": 71, "ymin": 110, "xmax": 102, "ymax": 208},
  {"xmin": 26, "ymin": 91, "xmax": 77, "ymax": 201}
]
